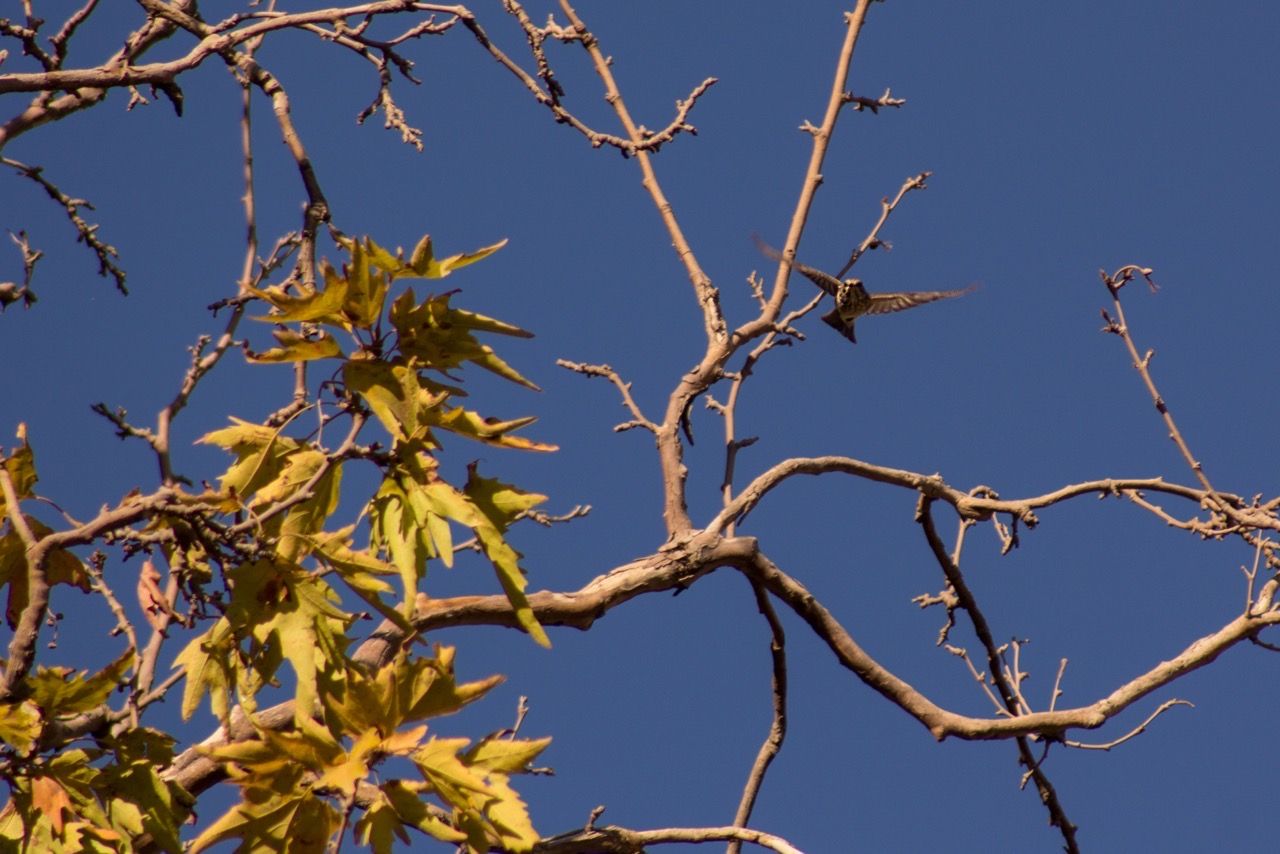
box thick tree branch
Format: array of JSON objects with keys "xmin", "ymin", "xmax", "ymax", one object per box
[
  {"xmin": 164, "ymin": 528, "xmax": 1280, "ymax": 803},
  {"xmin": 0, "ymin": 1, "xmax": 194, "ymax": 147}
]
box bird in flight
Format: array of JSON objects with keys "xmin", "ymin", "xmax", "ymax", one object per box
[{"xmin": 755, "ymin": 238, "xmax": 975, "ymax": 344}]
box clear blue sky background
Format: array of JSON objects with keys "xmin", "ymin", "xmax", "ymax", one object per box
[{"xmin": 4, "ymin": 2, "xmax": 1280, "ymax": 851}]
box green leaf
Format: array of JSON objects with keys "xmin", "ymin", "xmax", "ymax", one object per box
[{"xmin": 245, "ymin": 328, "xmax": 343, "ymax": 363}]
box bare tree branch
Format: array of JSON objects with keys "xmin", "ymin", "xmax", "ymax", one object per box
[{"xmin": 728, "ymin": 579, "xmax": 788, "ymax": 854}]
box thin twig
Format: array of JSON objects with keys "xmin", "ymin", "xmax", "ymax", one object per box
[
  {"xmin": 917, "ymin": 499, "xmax": 1078, "ymax": 851},
  {"xmin": 1100, "ymin": 266, "xmax": 1224, "ymax": 508},
  {"xmin": 728, "ymin": 579, "xmax": 788, "ymax": 854},
  {"xmin": 1064, "ymin": 699, "xmax": 1193, "ymax": 751},
  {"xmin": 556, "ymin": 1, "xmax": 725, "ymax": 344},
  {"xmin": 1, "ymin": 156, "xmax": 126, "ymax": 293},
  {"xmin": 556, "ymin": 360, "xmax": 657, "ymax": 432}
]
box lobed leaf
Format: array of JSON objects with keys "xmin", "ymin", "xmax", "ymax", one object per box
[
  {"xmin": 245, "ymin": 329, "xmax": 343, "ymax": 364},
  {"xmin": 27, "ymin": 648, "xmax": 135, "ymax": 718},
  {"xmin": 389, "ymin": 289, "xmax": 540, "ymax": 390},
  {"xmin": 197, "ymin": 417, "xmax": 300, "ymax": 499},
  {"xmin": 404, "ymin": 235, "xmax": 509, "ymax": 280},
  {"xmin": 0, "ymin": 423, "xmax": 36, "ymax": 515}
]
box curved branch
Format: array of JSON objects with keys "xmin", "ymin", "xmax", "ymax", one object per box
[
  {"xmin": 0, "ymin": 486, "xmax": 223, "ymax": 699},
  {"xmin": 712, "ymin": 455, "xmax": 1266, "ymax": 534},
  {"xmin": 0, "ymin": 3, "xmax": 458, "ymax": 94},
  {"xmin": 164, "ymin": 530, "xmax": 746, "ymax": 795},
  {"xmin": 533, "ymin": 822, "xmax": 802, "ymax": 854},
  {"xmin": 918, "ymin": 499, "xmax": 1078, "ymax": 850},
  {"xmin": 743, "ymin": 545, "xmax": 1280, "ymax": 742},
  {"xmin": 164, "ymin": 531, "xmax": 1280, "ymax": 802},
  {"xmin": 1065, "ymin": 698, "xmax": 1193, "ymax": 751},
  {"xmin": 0, "ymin": 2, "xmax": 193, "ymax": 147}
]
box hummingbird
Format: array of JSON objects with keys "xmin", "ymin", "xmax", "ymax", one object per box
[{"xmin": 755, "ymin": 238, "xmax": 976, "ymax": 344}]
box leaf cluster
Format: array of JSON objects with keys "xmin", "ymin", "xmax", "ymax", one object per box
[{"xmin": 0, "ymin": 235, "xmax": 554, "ymax": 851}]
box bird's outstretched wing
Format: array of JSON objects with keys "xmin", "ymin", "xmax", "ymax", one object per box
[
  {"xmin": 752, "ymin": 236, "xmax": 842, "ymax": 296},
  {"xmin": 865, "ymin": 284, "xmax": 977, "ymax": 316}
]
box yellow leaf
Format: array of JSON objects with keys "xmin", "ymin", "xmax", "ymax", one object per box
[
  {"xmin": 389, "ymin": 290, "xmax": 541, "ymax": 390},
  {"xmin": 356, "ymin": 236, "xmax": 404, "ymax": 277},
  {"xmin": 196, "ymin": 417, "xmax": 300, "ymax": 498},
  {"xmin": 464, "ymin": 736, "xmax": 551, "ymax": 774},
  {"xmin": 406, "ymin": 236, "xmax": 508, "ymax": 280},
  {"xmin": 0, "ymin": 423, "xmax": 36, "ymax": 515},
  {"xmin": 340, "ymin": 239, "xmax": 390, "ymax": 328},
  {"xmin": 314, "ymin": 728, "xmax": 380, "ymax": 797},
  {"xmin": 271, "ymin": 453, "xmax": 343, "ymax": 562},
  {"xmin": 249, "ymin": 261, "xmax": 350, "ymax": 327},
  {"xmin": 369, "ymin": 479, "xmax": 428, "ymax": 602},
  {"xmin": 1, "ymin": 520, "xmax": 90, "ymax": 630},
  {"xmin": 172, "ymin": 618, "xmax": 235, "ymax": 721},
  {"xmin": 427, "ymin": 407, "xmax": 557, "ymax": 452},
  {"xmin": 480, "ymin": 772, "xmax": 540, "ymax": 852},
  {"xmin": 245, "ymin": 328, "xmax": 343, "ymax": 363},
  {"xmin": 381, "ymin": 780, "xmax": 467, "ymax": 843},
  {"xmin": 354, "ymin": 796, "xmax": 414, "ymax": 854},
  {"xmin": 0, "ymin": 700, "xmax": 41, "ymax": 753},
  {"xmin": 28, "ymin": 648, "xmax": 135, "ymax": 717},
  {"xmin": 465, "ymin": 467, "xmax": 549, "ymax": 647},
  {"xmin": 344, "ymin": 360, "xmax": 447, "ymax": 442},
  {"xmin": 401, "ymin": 654, "xmax": 503, "ymax": 722},
  {"xmin": 413, "ymin": 738, "xmax": 488, "ymax": 804},
  {"xmin": 310, "ymin": 528, "xmax": 410, "ymax": 633}
]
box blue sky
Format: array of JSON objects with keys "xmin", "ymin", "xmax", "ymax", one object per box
[{"xmin": 4, "ymin": 2, "xmax": 1280, "ymax": 851}]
